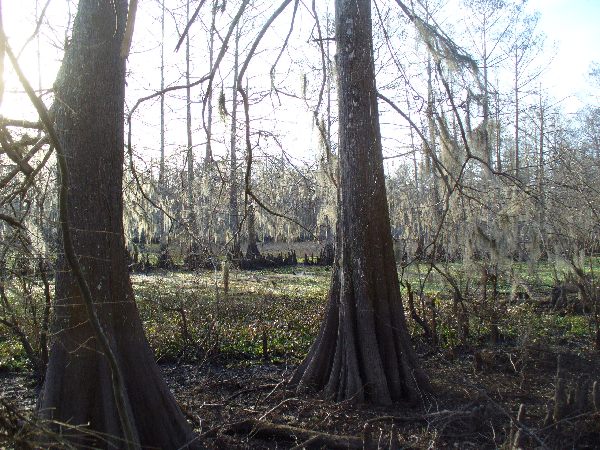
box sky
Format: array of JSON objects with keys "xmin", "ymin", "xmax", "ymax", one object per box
[
  {"xmin": 526, "ymin": 0, "xmax": 600, "ymax": 112},
  {"xmin": 0, "ymin": 0, "xmax": 598, "ymax": 136}
]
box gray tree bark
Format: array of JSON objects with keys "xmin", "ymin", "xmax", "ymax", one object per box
[
  {"xmin": 38, "ymin": 1, "xmax": 197, "ymax": 447},
  {"xmin": 292, "ymin": 0, "xmax": 430, "ymax": 405},
  {"xmin": 158, "ymin": 0, "xmax": 167, "ymax": 256},
  {"xmin": 229, "ymin": 26, "xmax": 241, "ymax": 258}
]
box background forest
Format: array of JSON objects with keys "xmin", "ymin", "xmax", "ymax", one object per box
[{"xmin": 1, "ymin": 0, "xmax": 600, "ymax": 448}]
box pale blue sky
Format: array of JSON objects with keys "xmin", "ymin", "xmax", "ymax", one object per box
[
  {"xmin": 527, "ymin": 0, "xmax": 600, "ymax": 110},
  {"xmin": 1, "ymin": 0, "xmax": 598, "ymax": 120}
]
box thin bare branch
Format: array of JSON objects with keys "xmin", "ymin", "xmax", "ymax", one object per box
[
  {"xmin": 0, "ymin": 117, "xmax": 43, "ymax": 129},
  {"xmin": 0, "ymin": 212, "xmax": 25, "ymax": 229},
  {"xmin": 175, "ymin": 0, "xmax": 208, "ymax": 52},
  {"xmin": 269, "ymin": 0, "xmax": 300, "ymax": 89},
  {"xmin": 237, "ymin": 0, "xmax": 294, "ymax": 85},
  {"xmin": 17, "ymin": 0, "xmax": 52, "ymax": 57},
  {"xmin": 0, "ymin": 136, "xmax": 49, "ymax": 190}
]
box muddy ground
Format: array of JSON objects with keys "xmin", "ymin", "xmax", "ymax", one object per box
[{"xmin": 2, "ymin": 339, "xmax": 599, "ymax": 449}]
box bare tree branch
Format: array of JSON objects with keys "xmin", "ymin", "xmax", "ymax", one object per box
[
  {"xmin": 0, "ymin": 136, "xmax": 49, "ymax": 191},
  {"xmin": 174, "ymin": 0, "xmax": 208, "ymax": 52},
  {"xmin": 237, "ymin": 0, "xmax": 294, "ymax": 84},
  {"xmin": 17, "ymin": 0, "xmax": 51, "ymax": 57},
  {"xmin": 0, "ymin": 117, "xmax": 43, "ymax": 129},
  {"xmin": 0, "ymin": 213, "xmax": 25, "ymax": 229}
]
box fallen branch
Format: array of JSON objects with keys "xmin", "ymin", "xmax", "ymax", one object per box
[
  {"xmin": 258, "ymin": 397, "xmax": 298, "ymax": 421},
  {"xmin": 224, "ymin": 383, "xmax": 278, "ymax": 404},
  {"xmin": 365, "ymin": 406, "xmax": 491, "ymax": 428},
  {"xmin": 290, "ymin": 435, "xmax": 321, "ymax": 450},
  {"xmin": 225, "ymin": 419, "xmax": 363, "ymax": 449}
]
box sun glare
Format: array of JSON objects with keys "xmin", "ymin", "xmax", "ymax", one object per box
[{"xmin": 1, "ymin": 1, "xmax": 65, "ymax": 119}]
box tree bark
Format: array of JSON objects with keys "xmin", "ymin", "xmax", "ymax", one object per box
[
  {"xmin": 38, "ymin": 1, "xmax": 197, "ymax": 447},
  {"xmin": 292, "ymin": 0, "xmax": 429, "ymax": 405},
  {"xmin": 246, "ymin": 202, "xmax": 260, "ymax": 258},
  {"xmin": 158, "ymin": 0, "xmax": 167, "ymax": 257},
  {"xmin": 226, "ymin": 419, "xmax": 363, "ymax": 449},
  {"xmin": 186, "ymin": 0, "xmax": 196, "ymax": 238},
  {"xmin": 229, "ymin": 26, "xmax": 241, "ymax": 258},
  {"xmin": 514, "ymin": 47, "xmax": 520, "ymax": 178}
]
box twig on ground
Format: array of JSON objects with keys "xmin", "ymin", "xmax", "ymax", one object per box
[
  {"xmin": 224, "ymin": 383, "xmax": 278, "ymax": 404},
  {"xmin": 258, "ymin": 397, "xmax": 298, "ymax": 421},
  {"xmin": 225, "ymin": 419, "xmax": 363, "ymax": 449}
]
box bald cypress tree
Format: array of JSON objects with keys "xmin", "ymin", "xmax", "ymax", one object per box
[
  {"xmin": 38, "ymin": 1, "xmax": 197, "ymax": 447},
  {"xmin": 292, "ymin": 0, "xmax": 430, "ymax": 405}
]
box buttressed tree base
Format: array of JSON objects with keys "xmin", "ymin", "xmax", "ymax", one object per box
[
  {"xmin": 38, "ymin": 0, "xmax": 197, "ymax": 447},
  {"xmin": 292, "ymin": 0, "xmax": 430, "ymax": 405}
]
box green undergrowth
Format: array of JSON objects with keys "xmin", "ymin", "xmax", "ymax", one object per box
[
  {"xmin": 0, "ymin": 339, "xmax": 28, "ymax": 372},
  {"xmin": 1, "ymin": 261, "xmax": 598, "ymax": 372},
  {"xmin": 134, "ymin": 262, "xmax": 595, "ymax": 363},
  {"xmin": 400, "ymin": 261, "xmax": 596, "ymax": 350},
  {"xmin": 134, "ymin": 267, "xmax": 330, "ymax": 364}
]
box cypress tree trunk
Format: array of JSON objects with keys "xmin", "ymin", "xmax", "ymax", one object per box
[
  {"xmin": 292, "ymin": 0, "xmax": 430, "ymax": 405},
  {"xmin": 38, "ymin": 1, "xmax": 197, "ymax": 447}
]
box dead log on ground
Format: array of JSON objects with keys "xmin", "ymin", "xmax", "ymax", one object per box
[{"xmin": 225, "ymin": 418, "xmax": 363, "ymax": 449}]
